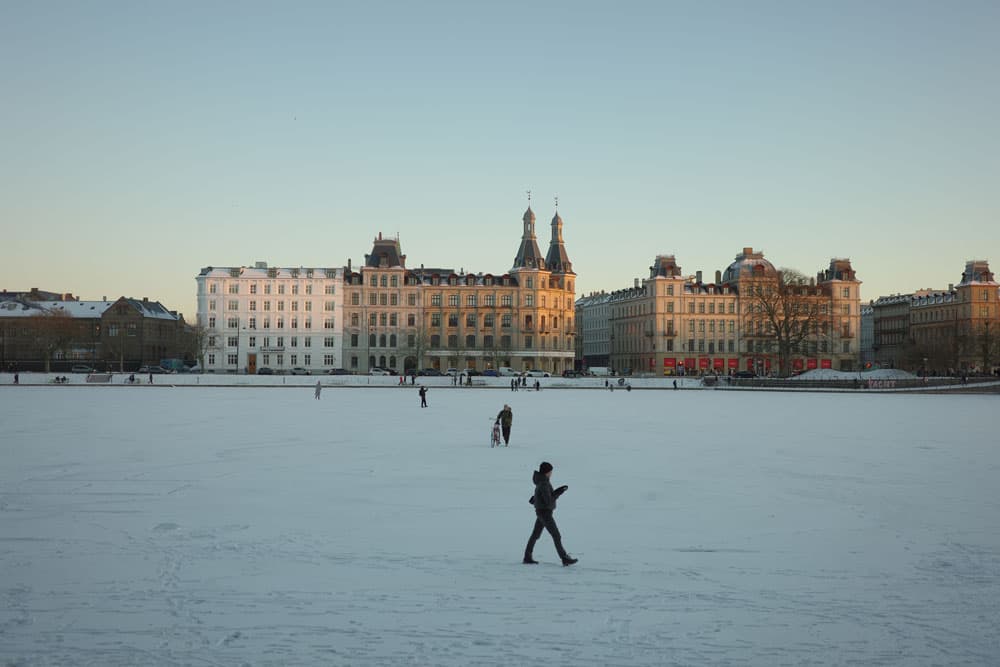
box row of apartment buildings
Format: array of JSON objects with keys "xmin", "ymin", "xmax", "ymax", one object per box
[
  {"xmin": 195, "ymin": 207, "xmax": 578, "ymax": 375},
  {"xmin": 860, "ymin": 260, "xmax": 999, "ymax": 374},
  {"xmin": 576, "ymin": 248, "xmax": 863, "ymax": 375}
]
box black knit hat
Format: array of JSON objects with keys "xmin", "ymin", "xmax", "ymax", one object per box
[{"xmin": 539, "ymin": 461, "xmax": 553, "ymax": 474}]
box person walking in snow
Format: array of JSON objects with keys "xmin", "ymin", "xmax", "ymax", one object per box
[
  {"xmin": 524, "ymin": 461, "xmax": 576, "ymax": 566},
  {"xmin": 495, "ymin": 404, "xmax": 513, "ymax": 446},
  {"xmin": 314, "ymin": 380, "xmax": 322, "ymax": 400},
  {"xmin": 419, "ymin": 385, "xmax": 428, "ymax": 408}
]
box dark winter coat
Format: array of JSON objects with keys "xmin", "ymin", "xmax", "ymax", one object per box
[
  {"xmin": 496, "ymin": 407, "xmax": 513, "ymax": 428},
  {"xmin": 529, "ymin": 470, "xmax": 567, "ymax": 512}
]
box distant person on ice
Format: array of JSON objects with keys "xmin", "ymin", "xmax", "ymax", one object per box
[
  {"xmin": 314, "ymin": 380, "xmax": 322, "ymax": 400},
  {"xmin": 495, "ymin": 404, "xmax": 513, "ymax": 446},
  {"xmin": 524, "ymin": 461, "xmax": 577, "ymax": 566},
  {"xmin": 419, "ymin": 385, "xmax": 428, "ymax": 408}
]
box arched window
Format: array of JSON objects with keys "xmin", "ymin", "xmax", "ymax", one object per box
[
  {"xmin": 389, "ymin": 355, "xmax": 397, "ymax": 369},
  {"xmin": 368, "ymin": 355, "xmax": 376, "ymax": 368},
  {"xmin": 369, "ymin": 334, "xmax": 376, "ymax": 347},
  {"xmin": 389, "ymin": 334, "xmax": 397, "ymax": 347},
  {"xmin": 379, "ymin": 334, "xmax": 387, "ymax": 347},
  {"xmin": 379, "ymin": 355, "xmax": 387, "ymax": 368}
]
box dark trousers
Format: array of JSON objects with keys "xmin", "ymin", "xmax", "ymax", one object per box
[
  {"xmin": 501, "ymin": 424, "xmax": 511, "ymax": 444},
  {"xmin": 525, "ymin": 511, "xmax": 569, "ymax": 561}
]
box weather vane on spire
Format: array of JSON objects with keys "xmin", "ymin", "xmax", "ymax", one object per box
[
  {"xmin": 554, "ymin": 195, "xmax": 559, "ymax": 210},
  {"xmin": 526, "ymin": 189, "xmax": 531, "ymax": 206}
]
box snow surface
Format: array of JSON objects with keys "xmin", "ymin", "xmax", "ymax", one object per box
[{"xmin": 1, "ymin": 386, "xmax": 998, "ymax": 666}]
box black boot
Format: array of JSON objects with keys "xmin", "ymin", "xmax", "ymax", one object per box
[
  {"xmin": 523, "ymin": 557, "xmax": 539, "ymax": 564},
  {"xmin": 562, "ymin": 557, "xmax": 578, "ymax": 566}
]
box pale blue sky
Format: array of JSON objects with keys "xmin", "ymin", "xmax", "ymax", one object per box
[{"xmin": 2, "ymin": 1, "xmax": 998, "ymax": 319}]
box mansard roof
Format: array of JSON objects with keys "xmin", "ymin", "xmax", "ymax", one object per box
[
  {"xmin": 722, "ymin": 247, "xmax": 777, "ymax": 284},
  {"xmin": 365, "ymin": 233, "xmax": 406, "ymax": 269}
]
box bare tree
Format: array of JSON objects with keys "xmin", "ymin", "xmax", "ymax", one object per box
[
  {"xmin": 406, "ymin": 320, "xmax": 432, "ymax": 372},
  {"xmin": 741, "ymin": 269, "xmax": 829, "ymax": 377},
  {"xmin": 182, "ymin": 324, "xmax": 210, "ymax": 369},
  {"xmin": 28, "ymin": 310, "xmax": 76, "ymax": 372}
]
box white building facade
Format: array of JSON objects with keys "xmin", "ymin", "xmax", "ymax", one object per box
[{"xmin": 196, "ymin": 263, "xmax": 343, "ymax": 374}]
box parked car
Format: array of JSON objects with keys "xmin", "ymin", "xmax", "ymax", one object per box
[
  {"xmin": 257, "ymin": 367, "xmax": 274, "ymax": 375},
  {"xmin": 326, "ymin": 368, "xmax": 351, "ymax": 375},
  {"xmin": 289, "ymin": 367, "xmax": 311, "ymax": 375},
  {"xmin": 734, "ymin": 370, "xmax": 756, "ymax": 379},
  {"xmin": 526, "ymin": 370, "xmax": 551, "ymax": 378},
  {"xmin": 369, "ymin": 368, "xmax": 391, "ymax": 376},
  {"xmin": 71, "ymin": 365, "xmax": 96, "ymax": 373},
  {"xmin": 562, "ymin": 370, "xmax": 582, "ymax": 378},
  {"xmin": 482, "ymin": 369, "xmax": 499, "ymax": 377},
  {"xmin": 418, "ymin": 368, "xmax": 443, "ymax": 376},
  {"xmin": 459, "ymin": 369, "xmax": 482, "ymax": 376},
  {"xmin": 445, "ymin": 368, "xmax": 459, "ymax": 377},
  {"xmin": 138, "ymin": 365, "xmax": 169, "ymax": 374}
]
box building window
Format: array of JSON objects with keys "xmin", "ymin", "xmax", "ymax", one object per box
[
  {"xmin": 390, "ymin": 313, "xmax": 397, "ymax": 326},
  {"xmin": 502, "ymin": 314, "xmax": 512, "ymax": 328},
  {"xmin": 408, "ymin": 294, "xmax": 416, "ymax": 306},
  {"xmin": 526, "ymin": 295, "xmax": 533, "ymax": 307},
  {"xmin": 325, "ymin": 284, "xmax": 336, "ymax": 295},
  {"xmin": 525, "ymin": 335, "xmax": 533, "ymax": 349},
  {"xmin": 208, "ymin": 353, "xmax": 216, "ymax": 365},
  {"xmin": 431, "ymin": 313, "xmax": 442, "ymax": 327},
  {"xmin": 228, "ymin": 317, "xmax": 239, "ymax": 328},
  {"xmin": 485, "ymin": 294, "xmax": 495, "ymax": 307},
  {"xmin": 431, "ymin": 335, "xmax": 441, "ymax": 348},
  {"xmin": 249, "ymin": 317, "xmax": 257, "ymax": 329},
  {"xmin": 407, "ymin": 314, "xmax": 415, "ymax": 326},
  {"xmin": 324, "ymin": 318, "xmax": 335, "ymax": 329},
  {"xmin": 484, "ymin": 313, "xmax": 494, "ymax": 327},
  {"xmin": 324, "ymin": 354, "xmax": 336, "ymax": 365},
  {"xmin": 264, "ymin": 301, "xmax": 271, "ymax": 311},
  {"xmin": 291, "ymin": 337, "xmax": 298, "ymax": 347},
  {"xmin": 501, "ymin": 294, "xmax": 512, "ymax": 307},
  {"xmin": 448, "ymin": 334, "xmax": 458, "ymax": 348},
  {"xmin": 431, "ymin": 294, "xmax": 442, "ymax": 306},
  {"xmin": 466, "ymin": 314, "xmax": 476, "ymax": 327},
  {"xmin": 228, "ymin": 284, "xmax": 239, "ymax": 294},
  {"xmin": 278, "ymin": 285, "xmax": 285, "ymax": 295},
  {"xmin": 249, "ymin": 301, "xmax": 257, "ymax": 311},
  {"xmin": 228, "ymin": 300, "xmax": 239, "ymax": 311},
  {"xmin": 449, "ymin": 294, "xmax": 459, "ymax": 307},
  {"xmin": 448, "ymin": 314, "xmax": 459, "ymax": 327},
  {"xmin": 209, "ymin": 283, "xmax": 218, "ymax": 294},
  {"xmin": 324, "ymin": 337, "xmax": 336, "ymax": 347},
  {"xmin": 227, "ymin": 354, "xmax": 238, "ymax": 365},
  {"xmin": 467, "ymin": 295, "xmax": 477, "ymax": 307},
  {"xmin": 466, "ymin": 335, "xmax": 476, "ymax": 347},
  {"xmin": 369, "ymin": 313, "xmax": 377, "ymax": 327},
  {"xmin": 208, "ymin": 317, "xmax": 215, "ymax": 328}
]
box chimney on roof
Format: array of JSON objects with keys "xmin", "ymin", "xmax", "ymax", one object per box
[
  {"xmin": 347, "ymin": 258, "xmax": 351, "ymax": 271},
  {"xmin": 102, "ymin": 296, "xmax": 106, "ymax": 301},
  {"xmin": 255, "ymin": 261, "xmax": 267, "ymax": 269},
  {"xmin": 696, "ymin": 270, "xmax": 703, "ymax": 283},
  {"xmin": 743, "ymin": 247, "xmax": 753, "ymax": 255},
  {"xmin": 715, "ymin": 270, "xmax": 721, "ymax": 283},
  {"xmin": 948, "ymin": 284, "xmax": 954, "ymax": 291},
  {"xmin": 143, "ymin": 297, "xmax": 148, "ymax": 303},
  {"xmin": 634, "ymin": 278, "xmax": 639, "ymax": 288}
]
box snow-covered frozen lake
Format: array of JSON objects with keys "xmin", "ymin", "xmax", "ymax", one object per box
[{"xmin": 1, "ymin": 385, "xmax": 998, "ymax": 666}]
